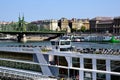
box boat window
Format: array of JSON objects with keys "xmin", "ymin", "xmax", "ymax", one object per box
[
  {"xmin": 59, "ymin": 68, "xmax": 68, "ymax": 77},
  {"xmin": 84, "ymin": 58, "xmax": 92, "ymax": 69},
  {"xmin": 97, "ymin": 59, "xmax": 106, "ymax": 71},
  {"xmin": 72, "ymin": 57, "xmax": 80, "ymax": 68},
  {"xmin": 60, "ymin": 48, "xmax": 71, "ymax": 51},
  {"xmin": 59, "ymin": 56, "xmax": 68, "ymax": 66},
  {"xmin": 60, "ymin": 41, "xmax": 70, "ymax": 45},
  {"xmin": 111, "ymin": 60, "xmax": 120, "ymax": 72},
  {"xmin": 51, "ymin": 41, "xmax": 59, "ymax": 45},
  {"xmin": 97, "ymin": 73, "xmax": 106, "ymax": 80},
  {"xmin": 0, "ymin": 52, "xmax": 33, "ymax": 61},
  {"xmin": 51, "ymin": 41, "xmax": 55, "ymax": 45},
  {"xmin": 84, "ymin": 71, "xmax": 92, "ymax": 80},
  {"xmin": 0, "ymin": 60, "xmax": 41, "ymax": 72}
]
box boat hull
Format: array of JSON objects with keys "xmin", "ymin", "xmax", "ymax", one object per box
[{"xmin": 109, "ymin": 36, "xmax": 120, "ymax": 43}]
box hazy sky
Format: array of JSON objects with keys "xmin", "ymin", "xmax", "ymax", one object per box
[{"xmin": 0, "ymin": 0, "xmax": 120, "ymax": 22}]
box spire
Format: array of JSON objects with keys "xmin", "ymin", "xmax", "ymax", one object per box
[
  {"xmin": 19, "ymin": 13, "xmax": 21, "ymax": 21},
  {"xmin": 18, "ymin": 13, "xmax": 21, "ymax": 31},
  {"xmin": 22, "ymin": 14, "xmax": 24, "ymax": 21}
]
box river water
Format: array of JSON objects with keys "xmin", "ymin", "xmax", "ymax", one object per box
[{"xmin": 0, "ymin": 40, "xmax": 120, "ymax": 49}]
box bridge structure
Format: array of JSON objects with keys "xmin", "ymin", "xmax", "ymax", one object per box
[
  {"xmin": 0, "ymin": 15, "xmax": 66, "ymax": 42},
  {"xmin": 0, "ymin": 31, "xmax": 66, "ymax": 42}
]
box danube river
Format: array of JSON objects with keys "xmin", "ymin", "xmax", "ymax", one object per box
[{"xmin": 0, "ymin": 40, "xmax": 120, "ymax": 49}]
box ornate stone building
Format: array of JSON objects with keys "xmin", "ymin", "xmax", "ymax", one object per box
[
  {"xmin": 82, "ymin": 19, "xmax": 90, "ymax": 30},
  {"xmin": 58, "ymin": 18, "xmax": 69, "ymax": 31},
  {"xmin": 90, "ymin": 17, "xmax": 113, "ymax": 33},
  {"xmin": 69, "ymin": 18, "xmax": 78, "ymax": 30},
  {"xmin": 69, "ymin": 18, "xmax": 90, "ymax": 32},
  {"xmin": 78, "ymin": 19, "xmax": 90, "ymax": 30},
  {"xmin": 113, "ymin": 17, "xmax": 120, "ymax": 34}
]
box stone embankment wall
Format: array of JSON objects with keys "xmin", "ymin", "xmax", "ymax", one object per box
[{"xmin": 26, "ymin": 36, "xmax": 49, "ymax": 41}]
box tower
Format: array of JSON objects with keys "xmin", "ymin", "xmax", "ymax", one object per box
[{"xmin": 18, "ymin": 14, "xmax": 26, "ymax": 31}]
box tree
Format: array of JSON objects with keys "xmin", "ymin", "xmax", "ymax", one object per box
[
  {"xmin": 81, "ymin": 26, "xmax": 86, "ymax": 32},
  {"xmin": 27, "ymin": 23, "xmax": 38, "ymax": 31}
]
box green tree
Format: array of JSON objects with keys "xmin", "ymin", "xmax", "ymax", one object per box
[
  {"xmin": 81, "ymin": 26, "xmax": 86, "ymax": 32},
  {"xmin": 27, "ymin": 23, "xmax": 38, "ymax": 31},
  {"xmin": 7, "ymin": 22, "xmax": 17, "ymax": 31}
]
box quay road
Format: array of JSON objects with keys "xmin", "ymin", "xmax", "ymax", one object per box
[{"xmin": 0, "ymin": 31, "xmax": 65, "ymax": 35}]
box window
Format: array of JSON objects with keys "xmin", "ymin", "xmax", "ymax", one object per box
[
  {"xmin": 60, "ymin": 41, "xmax": 70, "ymax": 45},
  {"xmin": 0, "ymin": 52, "xmax": 33, "ymax": 61},
  {"xmin": 51, "ymin": 41, "xmax": 59, "ymax": 45},
  {"xmin": 84, "ymin": 71, "xmax": 92, "ymax": 80},
  {"xmin": 54, "ymin": 56, "xmax": 68, "ymax": 66},
  {"xmin": 111, "ymin": 60, "xmax": 120, "ymax": 72},
  {"xmin": 60, "ymin": 48, "xmax": 71, "ymax": 51},
  {"xmin": 97, "ymin": 73, "xmax": 106, "ymax": 80},
  {"xmin": 0, "ymin": 60, "xmax": 41, "ymax": 72},
  {"xmin": 72, "ymin": 57, "xmax": 80, "ymax": 68},
  {"xmin": 84, "ymin": 58, "xmax": 92, "ymax": 69},
  {"xmin": 97, "ymin": 59, "xmax": 106, "ymax": 71},
  {"xmin": 51, "ymin": 41, "xmax": 55, "ymax": 45},
  {"xmin": 59, "ymin": 68, "xmax": 68, "ymax": 78}
]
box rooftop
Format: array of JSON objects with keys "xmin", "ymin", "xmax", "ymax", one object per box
[
  {"xmin": 114, "ymin": 16, "xmax": 120, "ymax": 19},
  {"xmin": 91, "ymin": 17, "xmax": 113, "ymax": 21},
  {"xmin": 97, "ymin": 20, "xmax": 113, "ymax": 24}
]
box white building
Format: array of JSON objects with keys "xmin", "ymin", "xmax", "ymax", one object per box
[{"xmin": 50, "ymin": 19, "xmax": 58, "ymax": 31}]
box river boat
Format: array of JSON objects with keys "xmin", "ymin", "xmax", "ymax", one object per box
[
  {"xmin": 84, "ymin": 35, "xmax": 112, "ymax": 42},
  {"xmin": 0, "ymin": 39, "xmax": 120, "ymax": 80},
  {"xmin": 62, "ymin": 35, "xmax": 85, "ymax": 42},
  {"xmin": 62, "ymin": 35, "xmax": 112, "ymax": 42},
  {"xmin": 109, "ymin": 36, "xmax": 120, "ymax": 43},
  {"xmin": 0, "ymin": 34, "xmax": 16, "ymax": 40}
]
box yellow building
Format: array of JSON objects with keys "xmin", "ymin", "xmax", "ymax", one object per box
[{"xmin": 58, "ymin": 18, "xmax": 69, "ymax": 31}]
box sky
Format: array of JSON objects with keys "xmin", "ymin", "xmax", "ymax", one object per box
[{"xmin": 0, "ymin": 0, "xmax": 120, "ymax": 22}]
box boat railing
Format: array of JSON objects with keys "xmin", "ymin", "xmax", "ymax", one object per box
[
  {"xmin": 0, "ymin": 66, "xmax": 41, "ymax": 78},
  {"xmin": 0, "ymin": 46, "xmax": 35, "ymax": 53},
  {"xmin": 0, "ymin": 66, "xmax": 57, "ymax": 80},
  {"xmin": 76, "ymin": 48, "xmax": 120, "ymax": 55}
]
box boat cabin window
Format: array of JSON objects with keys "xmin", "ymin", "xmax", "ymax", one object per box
[
  {"xmin": 60, "ymin": 41, "xmax": 70, "ymax": 45},
  {"xmin": 51, "ymin": 41, "xmax": 59, "ymax": 45},
  {"xmin": 60, "ymin": 47, "xmax": 71, "ymax": 51}
]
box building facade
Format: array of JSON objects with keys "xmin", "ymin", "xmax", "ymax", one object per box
[
  {"xmin": 49, "ymin": 19, "xmax": 58, "ymax": 31},
  {"xmin": 77, "ymin": 19, "xmax": 90, "ymax": 30},
  {"xmin": 30, "ymin": 18, "xmax": 90, "ymax": 33},
  {"xmin": 69, "ymin": 18, "xmax": 90, "ymax": 32},
  {"xmin": 90, "ymin": 17, "xmax": 113, "ymax": 33},
  {"xmin": 31, "ymin": 19, "xmax": 59, "ymax": 31},
  {"xmin": 113, "ymin": 17, "xmax": 120, "ymax": 34},
  {"xmin": 82, "ymin": 19, "xmax": 90, "ymax": 30},
  {"xmin": 58, "ymin": 18, "xmax": 69, "ymax": 31},
  {"xmin": 96, "ymin": 20, "xmax": 113, "ymax": 33},
  {"xmin": 69, "ymin": 18, "xmax": 78, "ymax": 30}
]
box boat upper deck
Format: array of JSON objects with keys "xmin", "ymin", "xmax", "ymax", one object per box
[
  {"xmin": 0, "ymin": 45, "xmax": 119, "ymax": 60},
  {"xmin": 0, "ymin": 43, "xmax": 120, "ymax": 55}
]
